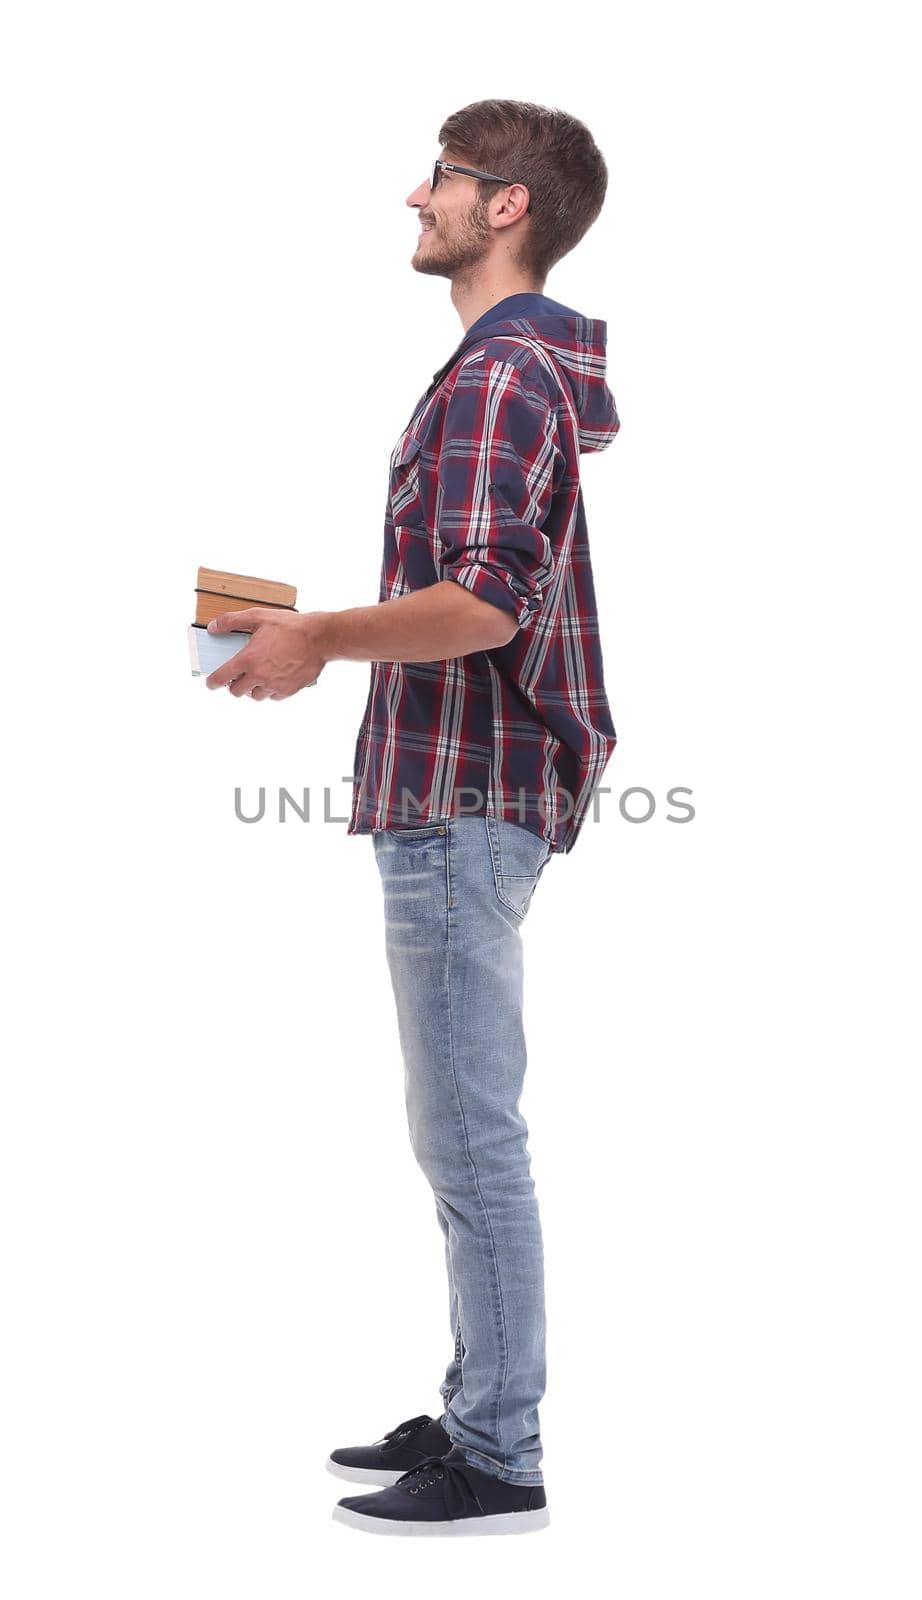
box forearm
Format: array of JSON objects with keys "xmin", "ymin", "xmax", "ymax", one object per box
[{"xmin": 314, "ymin": 579, "xmax": 517, "ymax": 664}]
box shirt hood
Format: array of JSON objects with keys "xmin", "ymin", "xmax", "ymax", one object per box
[{"xmin": 431, "ymin": 293, "xmax": 621, "ymax": 457}]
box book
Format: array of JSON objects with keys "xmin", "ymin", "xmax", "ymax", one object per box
[
  {"xmin": 188, "ymin": 624, "xmax": 252, "ymax": 676},
  {"xmin": 194, "ymin": 589, "xmax": 293, "ymax": 626},
  {"xmin": 197, "ymin": 567, "xmax": 297, "ymax": 607},
  {"xmin": 189, "ymin": 566, "xmax": 298, "ymax": 677}
]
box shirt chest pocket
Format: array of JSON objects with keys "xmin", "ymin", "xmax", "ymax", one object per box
[
  {"xmin": 390, "ymin": 431, "xmax": 428, "ymax": 527},
  {"xmin": 390, "ymin": 430, "xmax": 439, "ymax": 585}
]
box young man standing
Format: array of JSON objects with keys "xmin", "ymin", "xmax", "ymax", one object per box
[{"xmin": 206, "ymin": 99, "xmax": 621, "ymax": 1536}]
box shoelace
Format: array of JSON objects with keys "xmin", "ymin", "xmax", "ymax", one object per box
[
  {"xmin": 378, "ymin": 1414, "xmax": 434, "ymax": 1457},
  {"xmin": 395, "ymin": 1454, "xmax": 485, "ymax": 1518}
]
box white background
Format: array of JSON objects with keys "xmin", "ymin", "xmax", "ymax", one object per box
[{"xmin": 2, "ymin": 1, "xmax": 919, "ymax": 1594}]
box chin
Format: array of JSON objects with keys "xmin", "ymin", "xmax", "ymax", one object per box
[{"xmin": 412, "ymin": 256, "xmax": 450, "ymax": 280}]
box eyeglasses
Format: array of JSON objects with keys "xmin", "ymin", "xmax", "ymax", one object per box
[{"xmin": 430, "ymin": 159, "xmax": 531, "ymax": 215}]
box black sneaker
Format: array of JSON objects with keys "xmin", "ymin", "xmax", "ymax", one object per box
[
  {"xmin": 331, "ymin": 1444, "xmax": 549, "ymax": 1537},
  {"xmin": 325, "ymin": 1412, "xmax": 452, "ymax": 1487}
]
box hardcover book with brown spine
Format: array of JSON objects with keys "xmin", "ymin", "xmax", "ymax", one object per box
[
  {"xmin": 189, "ymin": 566, "xmax": 298, "ymax": 675},
  {"xmin": 197, "ymin": 567, "xmax": 297, "ymax": 608},
  {"xmin": 194, "ymin": 590, "xmax": 294, "ymax": 626}
]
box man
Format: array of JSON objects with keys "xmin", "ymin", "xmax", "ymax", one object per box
[{"xmin": 206, "ymin": 99, "xmax": 620, "ymax": 1536}]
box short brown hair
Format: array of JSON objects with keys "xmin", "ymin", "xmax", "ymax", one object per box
[{"xmin": 437, "ymin": 99, "xmax": 609, "ymax": 286}]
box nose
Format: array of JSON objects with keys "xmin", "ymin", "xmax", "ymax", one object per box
[{"xmin": 406, "ymin": 176, "xmax": 431, "ymax": 208}]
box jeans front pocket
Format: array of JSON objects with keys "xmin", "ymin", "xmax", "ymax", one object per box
[
  {"xmin": 373, "ymin": 823, "xmax": 449, "ymax": 878},
  {"xmin": 377, "ymin": 822, "xmax": 447, "ymax": 839}
]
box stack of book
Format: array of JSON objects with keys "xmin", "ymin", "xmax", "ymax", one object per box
[{"xmin": 188, "ymin": 566, "xmax": 299, "ymax": 675}]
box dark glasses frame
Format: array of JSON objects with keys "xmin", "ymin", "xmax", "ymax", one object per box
[{"xmin": 430, "ymin": 159, "xmax": 532, "ymax": 215}]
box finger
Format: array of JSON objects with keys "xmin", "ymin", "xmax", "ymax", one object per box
[
  {"xmin": 205, "ymin": 653, "xmax": 252, "ymax": 690},
  {"xmin": 206, "ymin": 608, "xmax": 265, "ymax": 635},
  {"xmin": 228, "ymin": 674, "xmax": 260, "ymax": 697},
  {"xmin": 249, "ymin": 685, "xmax": 273, "ymax": 700}
]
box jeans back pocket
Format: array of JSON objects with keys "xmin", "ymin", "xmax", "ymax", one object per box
[{"xmin": 485, "ymin": 815, "xmax": 553, "ymax": 920}]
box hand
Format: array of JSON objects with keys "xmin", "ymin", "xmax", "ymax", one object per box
[{"xmin": 205, "ymin": 607, "xmax": 330, "ymax": 699}]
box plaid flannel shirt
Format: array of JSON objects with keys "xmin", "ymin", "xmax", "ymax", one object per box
[{"xmin": 347, "ymin": 293, "xmax": 620, "ymax": 855}]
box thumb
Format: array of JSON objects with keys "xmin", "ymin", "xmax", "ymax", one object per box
[{"xmin": 207, "ymin": 610, "xmax": 256, "ymax": 634}]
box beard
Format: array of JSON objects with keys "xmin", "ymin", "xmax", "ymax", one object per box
[{"xmin": 412, "ymin": 198, "xmax": 493, "ymax": 280}]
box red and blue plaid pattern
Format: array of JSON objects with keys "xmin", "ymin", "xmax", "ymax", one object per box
[{"xmin": 347, "ymin": 296, "xmax": 621, "ymax": 855}]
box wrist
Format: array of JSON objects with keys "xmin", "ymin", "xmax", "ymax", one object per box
[{"xmin": 304, "ymin": 608, "xmax": 340, "ymax": 663}]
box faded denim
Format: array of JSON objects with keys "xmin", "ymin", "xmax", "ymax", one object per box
[{"xmin": 371, "ymin": 814, "xmax": 554, "ymax": 1486}]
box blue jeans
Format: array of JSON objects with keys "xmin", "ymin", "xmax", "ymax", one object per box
[{"xmin": 372, "ymin": 814, "xmax": 554, "ymax": 1486}]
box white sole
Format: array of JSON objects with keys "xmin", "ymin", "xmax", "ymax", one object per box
[
  {"xmin": 325, "ymin": 1458, "xmax": 404, "ymax": 1487},
  {"xmin": 331, "ymin": 1504, "xmax": 550, "ymax": 1537}
]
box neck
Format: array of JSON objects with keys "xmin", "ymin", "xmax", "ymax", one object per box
[{"xmin": 452, "ymin": 272, "xmax": 545, "ymax": 334}]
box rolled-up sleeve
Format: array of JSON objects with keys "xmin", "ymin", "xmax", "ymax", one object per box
[{"xmin": 435, "ymin": 359, "xmax": 563, "ymax": 628}]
